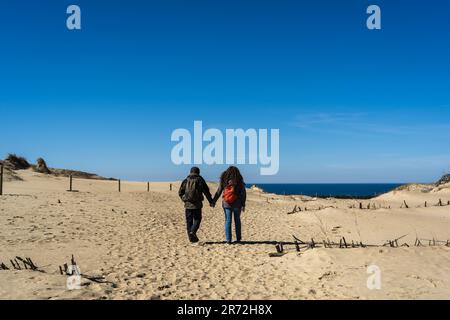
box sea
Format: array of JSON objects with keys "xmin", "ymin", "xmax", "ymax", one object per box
[{"xmin": 247, "ymin": 183, "xmax": 403, "ymax": 199}]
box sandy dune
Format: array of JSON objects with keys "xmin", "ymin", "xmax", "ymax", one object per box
[{"xmin": 1, "ymin": 170, "xmax": 450, "ymax": 300}]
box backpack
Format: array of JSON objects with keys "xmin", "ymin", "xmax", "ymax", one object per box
[
  {"xmin": 223, "ymin": 185, "xmax": 238, "ymax": 204},
  {"xmin": 182, "ymin": 177, "xmax": 203, "ymax": 203}
]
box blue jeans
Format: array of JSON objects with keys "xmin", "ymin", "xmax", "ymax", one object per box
[{"xmin": 224, "ymin": 207, "xmax": 242, "ymax": 242}]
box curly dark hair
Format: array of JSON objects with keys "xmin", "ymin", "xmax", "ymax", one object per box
[{"xmin": 220, "ymin": 166, "xmax": 244, "ymax": 188}]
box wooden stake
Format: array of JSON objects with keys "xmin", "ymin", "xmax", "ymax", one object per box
[
  {"xmin": 342, "ymin": 237, "xmax": 348, "ymax": 248},
  {"xmin": 27, "ymin": 258, "xmax": 37, "ymax": 270},
  {"xmin": 16, "ymin": 257, "xmax": 32, "ymax": 270},
  {"xmin": 118, "ymin": 180, "xmax": 121, "ymax": 192},
  {"xmin": 275, "ymin": 243, "xmax": 284, "ymax": 253},
  {"xmin": 147, "ymin": 182, "xmax": 150, "ymax": 192},
  {"xmin": 415, "ymin": 238, "xmax": 422, "ymax": 247},
  {"xmin": 0, "ymin": 163, "xmax": 3, "ymax": 196},
  {"xmin": 295, "ymin": 240, "xmax": 300, "ymax": 252},
  {"xmin": 68, "ymin": 175, "xmax": 73, "ymax": 192}
]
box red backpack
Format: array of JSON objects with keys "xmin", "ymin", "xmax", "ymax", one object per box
[{"xmin": 223, "ymin": 185, "xmax": 238, "ymax": 204}]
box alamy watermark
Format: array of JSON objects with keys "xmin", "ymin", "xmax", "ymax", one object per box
[
  {"xmin": 171, "ymin": 121, "xmax": 280, "ymax": 175},
  {"xmin": 367, "ymin": 5, "xmax": 381, "ymax": 30},
  {"xmin": 65, "ymin": 4, "xmax": 380, "ymax": 31},
  {"xmin": 66, "ymin": 5, "xmax": 81, "ymax": 30},
  {"xmin": 66, "ymin": 265, "xmax": 82, "ymax": 290},
  {"xmin": 366, "ymin": 265, "xmax": 382, "ymax": 290}
]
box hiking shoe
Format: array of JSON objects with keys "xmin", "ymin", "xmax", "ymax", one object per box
[{"xmin": 189, "ymin": 232, "xmax": 199, "ymax": 243}]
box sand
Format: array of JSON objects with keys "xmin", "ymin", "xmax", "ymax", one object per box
[{"xmin": 1, "ymin": 169, "xmax": 450, "ymax": 300}]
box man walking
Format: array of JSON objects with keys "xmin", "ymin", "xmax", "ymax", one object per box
[{"xmin": 178, "ymin": 167, "xmax": 213, "ymax": 243}]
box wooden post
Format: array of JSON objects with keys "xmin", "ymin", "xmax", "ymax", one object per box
[
  {"xmin": 118, "ymin": 180, "xmax": 121, "ymax": 192},
  {"xmin": 0, "ymin": 163, "xmax": 3, "ymax": 196},
  {"xmin": 170, "ymin": 183, "xmax": 173, "ymax": 191},
  {"xmin": 147, "ymin": 182, "xmax": 150, "ymax": 192},
  {"xmin": 342, "ymin": 237, "xmax": 348, "ymax": 248},
  {"xmin": 402, "ymin": 200, "xmax": 409, "ymax": 209},
  {"xmin": 295, "ymin": 240, "xmax": 300, "ymax": 252},
  {"xmin": 275, "ymin": 243, "xmax": 284, "ymax": 253},
  {"xmin": 69, "ymin": 175, "xmax": 73, "ymax": 192}
]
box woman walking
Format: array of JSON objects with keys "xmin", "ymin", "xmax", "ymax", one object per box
[{"xmin": 213, "ymin": 166, "xmax": 247, "ymax": 244}]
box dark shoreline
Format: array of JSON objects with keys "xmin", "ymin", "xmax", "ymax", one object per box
[
  {"xmin": 247, "ymin": 183, "xmax": 405, "ymax": 200},
  {"xmin": 307, "ymin": 194, "xmax": 379, "ymax": 200}
]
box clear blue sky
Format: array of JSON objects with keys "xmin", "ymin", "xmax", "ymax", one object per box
[{"xmin": 1, "ymin": 0, "xmax": 449, "ymax": 183}]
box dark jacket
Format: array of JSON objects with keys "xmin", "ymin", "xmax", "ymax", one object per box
[
  {"xmin": 179, "ymin": 174, "xmax": 213, "ymax": 209},
  {"xmin": 213, "ymin": 181, "xmax": 247, "ymax": 209}
]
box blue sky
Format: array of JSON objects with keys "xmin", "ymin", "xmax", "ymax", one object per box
[{"xmin": 1, "ymin": 0, "xmax": 449, "ymax": 183}]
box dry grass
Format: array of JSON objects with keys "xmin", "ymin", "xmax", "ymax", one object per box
[{"xmin": 4, "ymin": 154, "xmax": 31, "ymax": 170}]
